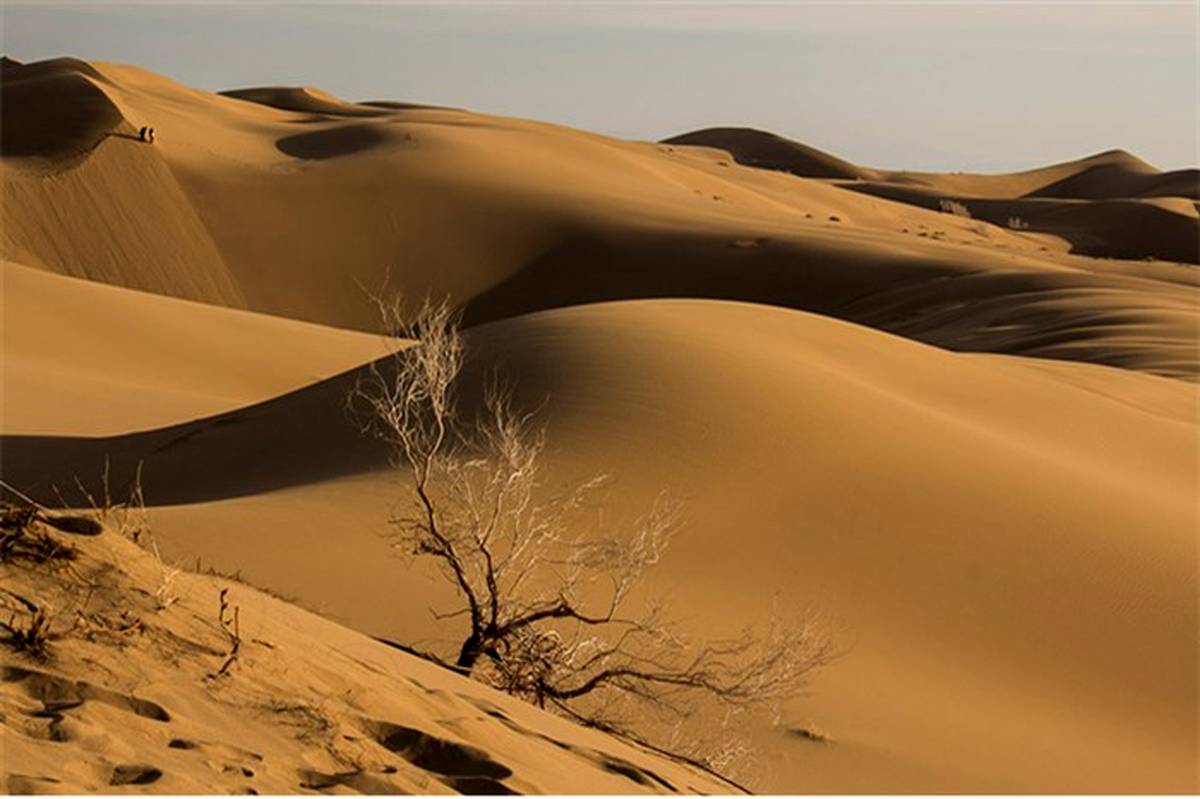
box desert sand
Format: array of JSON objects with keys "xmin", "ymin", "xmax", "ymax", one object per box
[
  {"xmin": 1, "ymin": 515, "xmax": 731, "ymax": 794},
  {"xmin": 2, "ymin": 56, "xmax": 1197, "ymax": 793}
]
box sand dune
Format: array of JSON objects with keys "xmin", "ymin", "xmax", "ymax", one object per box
[
  {"xmin": 1, "ymin": 143, "xmax": 244, "ymax": 307},
  {"xmin": 220, "ymin": 87, "xmax": 443, "ymax": 120},
  {"xmin": 839, "ymin": 181, "xmax": 1200, "ymax": 262},
  {"xmin": 3, "ymin": 59, "xmax": 1195, "ymax": 379},
  {"xmin": 1025, "ymin": 158, "xmax": 1199, "ymax": 200},
  {"xmin": 221, "ymin": 86, "xmax": 391, "ymax": 117},
  {"xmin": 889, "ymin": 147, "xmax": 1198, "ymax": 200},
  {"xmin": 669, "ymin": 128, "xmax": 1200, "ymax": 263},
  {"xmin": 462, "ymin": 231, "xmax": 1199, "ymax": 379},
  {"xmin": 663, "ymin": 127, "xmax": 878, "ymax": 181},
  {"xmin": 0, "ymin": 57, "xmax": 124, "ymax": 161},
  {"xmin": 6, "ymin": 300, "xmax": 1195, "ymax": 792},
  {"xmin": 667, "ymin": 130, "xmax": 1194, "ymax": 199},
  {"xmin": 2, "ymin": 518, "xmax": 730, "ymax": 794},
  {"xmin": 2, "ymin": 56, "xmax": 1197, "ymax": 794},
  {"xmin": 1, "ymin": 261, "xmax": 389, "ymax": 435}
]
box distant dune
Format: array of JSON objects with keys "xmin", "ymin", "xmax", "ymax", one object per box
[
  {"xmin": 668, "ymin": 128, "xmax": 1200, "ymax": 262},
  {"xmin": 2, "ymin": 57, "xmax": 1197, "ymax": 794},
  {"xmin": 1024, "ymin": 152, "xmax": 1199, "ymax": 200},
  {"xmin": 221, "ymin": 86, "xmax": 391, "ymax": 118},
  {"xmin": 881, "ymin": 147, "xmax": 1196, "ymax": 200},
  {"xmin": 662, "ymin": 127, "xmax": 878, "ymax": 181},
  {"xmin": 838, "ymin": 182, "xmax": 1200, "ymax": 264}
]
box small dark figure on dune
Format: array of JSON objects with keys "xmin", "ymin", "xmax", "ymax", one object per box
[{"xmin": 138, "ymin": 126, "xmax": 156, "ymax": 143}]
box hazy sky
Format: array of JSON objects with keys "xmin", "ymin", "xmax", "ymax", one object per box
[{"xmin": 4, "ymin": 1, "xmax": 1196, "ymax": 171}]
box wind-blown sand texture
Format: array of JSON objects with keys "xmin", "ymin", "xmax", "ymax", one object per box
[
  {"xmin": 2, "ymin": 56, "xmax": 1197, "ymax": 793},
  {"xmin": 1, "ymin": 522, "xmax": 729, "ymax": 794}
]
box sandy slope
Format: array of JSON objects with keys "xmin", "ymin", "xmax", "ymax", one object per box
[
  {"xmin": 3, "ymin": 58, "xmax": 1196, "ymax": 380},
  {"xmin": 0, "ymin": 517, "xmax": 730, "ymax": 794},
  {"xmin": 1, "ymin": 261, "xmax": 389, "ymax": 435},
  {"xmin": 6, "ymin": 300, "xmax": 1196, "ymax": 793}
]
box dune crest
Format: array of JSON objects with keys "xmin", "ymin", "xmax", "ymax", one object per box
[
  {"xmin": 0, "ymin": 57, "xmax": 125, "ymax": 161},
  {"xmin": 663, "ymin": 126, "xmax": 878, "ymax": 181},
  {"xmin": 221, "ymin": 85, "xmax": 390, "ymax": 117}
]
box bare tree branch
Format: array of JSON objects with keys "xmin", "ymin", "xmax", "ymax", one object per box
[{"xmin": 348, "ymin": 291, "xmax": 836, "ymax": 779}]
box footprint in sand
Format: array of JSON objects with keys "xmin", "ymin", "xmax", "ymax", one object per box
[
  {"xmin": 109, "ymin": 764, "xmax": 163, "ymax": 786},
  {"xmin": 360, "ymin": 717, "xmax": 521, "ymax": 794}
]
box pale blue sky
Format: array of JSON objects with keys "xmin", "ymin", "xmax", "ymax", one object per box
[{"xmin": 3, "ymin": 1, "xmax": 1196, "ymax": 171}]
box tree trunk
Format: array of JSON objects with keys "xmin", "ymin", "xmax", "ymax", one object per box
[{"xmin": 456, "ymin": 634, "xmax": 482, "ymax": 671}]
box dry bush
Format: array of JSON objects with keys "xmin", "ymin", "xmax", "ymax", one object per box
[
  {"xmin": 348, "ymin": 295, "xmax": 835, "ymax": 779},
  {"xmin": 1, "ymin": 479, "xmax": 99, "ymax": 557},
  {"xmin": 938, "ymin": 199, "xmax": 972, "ymax": 218},
  {"xmin": 0, "ymin": 589, "xmax": 55, "ymax": 660},
  {"xmin": 1, "ymin": 504, "xmax": 78, "ymax": 565},
  {"xmin": 0, "ymin": 486, "xmax": 99, "ymax": 661}
]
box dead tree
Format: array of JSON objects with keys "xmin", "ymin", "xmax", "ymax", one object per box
[{"xmin": 348, "ymin": 295, "xmax": 834, "ymax": 775}]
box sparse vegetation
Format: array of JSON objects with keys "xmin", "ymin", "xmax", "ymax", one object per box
[
  {"xmin": 790, "ymin": 723, "xmax": 832, "ymax": 744},
  {"xmin": 152, "ymin": 541, "xmax": 182, "ymax": 611},
  {"xmin": 0, "ymin": 478, "xmax": 136, "ymax": 661},
  {"xmin": 212, "ymin": 587, "xmax": 242, "ymax": 677},
  {"xmin": 71, "ymin": 459, "xmax": 150, "ymax": 543},
  {"xmin": 348, "ymin": 295, "xmax": 835, "ymax": 777},
  {"xmin": 2, "ymin": 480, "xmax": 100, "ymax": 558},
  {"xmin": 0, "ymin": 588, "xmax": 54, "ymax": 659},
  {"xmin": 938, "ymin": 199, "xmax": 971, "ymax": 217},
  {"xmin": 1, "ymin": 504, "xmax": 79, "ymax": 565}
]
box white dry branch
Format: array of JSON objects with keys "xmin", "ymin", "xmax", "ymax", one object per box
[{"xmin": 347, "ymin": 294, "xmax": 835, "ymax": 780}]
